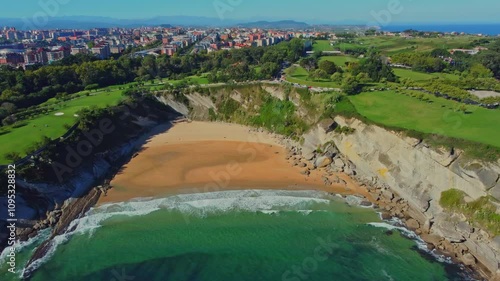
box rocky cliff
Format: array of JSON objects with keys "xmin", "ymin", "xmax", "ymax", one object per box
[
  {"xmin": 0, "ymin": 98, "xmax": 181, "ymax": 252},
  {"xmin": 299, "ymin": 116, "xmax": 500, "ymax": 279},
  {"xmin": 157, "ymin": 84, "xmax": 500, "ymax": 278}
]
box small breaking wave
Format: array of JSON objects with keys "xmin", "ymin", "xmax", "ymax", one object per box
[
  {"xmin": 23, "ymin": 190, "xmax": 335, "ymax": 272},
  {"xmin": 79, "ymin": 189, "xmax": 334, "ymax": 232},
  {"xmin": 0, "ymin": 228, "xmax": 51, "ymax": 264},
  {"xmin": 344, "ymin": 195, "xmax": 373, "ymax": 208},
  {"xmin": 368, "ymin": 219, "xmax": 453, "ymax": 264},
  {"xmin": 0, "ymin": 228, "xmax": 52, "ymax": 278}
]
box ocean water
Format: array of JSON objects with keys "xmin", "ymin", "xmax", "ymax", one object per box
[{"xmin": 1, "ymin": 190, "xmax": 473, "ymax": 281}]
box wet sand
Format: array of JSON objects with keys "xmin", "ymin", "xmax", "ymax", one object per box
[{"xmin": 100, "ymin": 122, "xmax": 369, "ymax": 204}]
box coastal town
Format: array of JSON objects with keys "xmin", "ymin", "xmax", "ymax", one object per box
[
  {"xmin": 0, "ymin": 25, "xmax": 495, "ymax": 68},
  {"xmin": 0, "ymin": 26, "xmax": 308, "ymax": 67}
]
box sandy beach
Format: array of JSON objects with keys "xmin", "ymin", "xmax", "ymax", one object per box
[{"xmin": 100, "ymin": 121, "xmax": 369, "ymax": 204}]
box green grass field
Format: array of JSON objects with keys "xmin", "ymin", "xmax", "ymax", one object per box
[
  {"xmin": 320, "ymin": 56, "xmax": 359, "ymax": 69},
  {"xmin": 312, "ymin": 40, "xmax": 335, "ymax": 52},
  {"xmin": 356, "ymin": 36, "xmax": 481, "ymax": 56},
  {"xmin": 394, "ymin": 68, "xmax": 461, "ymax": 81},
  {"xmin": 186, "ymin": 75, "xmax": 210, "ymax": 85},
  {"xmin": 0, "ymin": 90, "xmax": 125, "ymax": 164},
  {"xmin": 0, "ymin": 75, "xmax": 213, "ymax": 164},
  {"xmin": 286, "ymin": 65, "xmax": 341, "ymax": 88},
  {"xmin": 349, "ymin": 91, "xmax": 500, "ymax": 148}
]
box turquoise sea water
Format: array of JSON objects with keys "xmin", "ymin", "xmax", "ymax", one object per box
[{"xmin": 1, "ymin": 190, "xmax": 473, "ymax": 281}]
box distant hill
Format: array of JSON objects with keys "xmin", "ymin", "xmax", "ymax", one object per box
[
  {"xmin": 0, "ymin": 16, "xmax": 236, "ymax": 30},
  {"xmin": 0, "ymin": 16, "xmax": 313, "ymax": 30},
  {"xmin": 237, "ymin": 20, "xmax": 310, "ymax": 29}
]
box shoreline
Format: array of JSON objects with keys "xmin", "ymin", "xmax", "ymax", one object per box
[
  {"xmin": 98, "ymin": 120, "xmax": 484, "ymax": 279},
  {"xmin": 100, "ymin": 121, "xmax": 371, "ymax": 204},
  {"xmin": 19, "ymin": 120, "xmax": 487, "ymax": 280}
]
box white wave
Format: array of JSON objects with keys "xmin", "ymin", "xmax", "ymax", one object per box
[
  {"xmin": 22, "ymin": 232, "xmax": 73, "ymax": 276},
  {"xmin": 259, "ymin": 209, "xmax": 327, "ymax": 215},
  {"xmin": 0, "ymin": 228, "xmax": 52, "ymax": 279},
  {"xmin": 0, "ymin": 228, "xmax": 52, "ymax": 268},
  {"xmin": 259, "ymin": 210, "xmax": 280, "ymax": 215},
  {"xmin": 381, "ymin": 269, "xmax": 395, "ymax": 281},
  {"xmin": 344, "ymin": 195, "xmax": 364, "ymax": 206},
  {"xmin": 368, "ymin": 236, "xmax": 405, "ymax": 261},
  {"xmin": 22, "ymin": 190, "xmax": 335, "ymax": 273},
  {"xmin": 367, "ymin": 220, "xmax": 453, "ymax": 264},
  {"xmin": 81, "ymin": 189, "xmax": 333, "ymax": 230},
  {"xmin": 344, "ymin": 195, "xmax": 373, "ymax": 208}
]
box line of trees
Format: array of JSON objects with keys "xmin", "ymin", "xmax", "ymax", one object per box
[
  {"xmin": 0, "ymin": 38, "xmax": 308, "ymax": 127},
  {"xmin": 391, "ymin": 52, "xmax": 446, "ymax": 73}
]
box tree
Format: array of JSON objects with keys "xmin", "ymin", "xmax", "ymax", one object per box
[
  {"xmin": 468, "ymin": 63, "xmax": 493, "ymax": 78},
  {"xmin": 138, "ymin": 55, "xmax": 158, "ymax": 78},
  {"xmin": 312, "ymin": 50, "xmax": 323, "ymax": 61},
  {"xmin": 287, "ymin": 38, "xmax": 306, "ymax": 62},
  {"xmin": 311, "ymin": 69, "xmax": 329, "ymax": 80},
  {"xmin": 352, "ymin": 53, "xmax": 397, "ymax": 82},
  {"xmin": 341, "ymin": 74, "xmax": 362, "ymax": 95},
  {"xmin": 318, "ymin": 60, "xmax": 339, "ymax": 75},
  {"xmin": 2, "ymin": 115, "xmax": 16, "ymax": 126},
  {"xmin": 84, "ymin": 84, "xmax": 100, "ymax": 91},
  {"xmin": 489, "ymin": 39, "xmax": 500, "ymax": 53},
  {"xmin": 476, "ymin": 51, "xmax": 500, "ymax": 78},
  {"xmin": 330, "ymin": 72, "xmax": 343, "ymax": 82},
  {"xmin": 0, "ymin": 89, "xmax": 20, "ymax": 100},
  {"xmin": 392, "ymin": 52, "xmax": 445, "ymax": 73},
  {"xmin": 430, "ymin": 48, "xmax": 451, "ymax": 58},
  {"xmin": 4, "ymin": 152, "xmax": 21, "ymax": 162},
  {"xmin": 356, "ymin": 73, "xmax": 371, "ymax": 83},
  {"xmin": 260, "ymin": 62, "xmax": 280, "ymax": 78},
  {"xmin": 300, "ymin": 57, "xmax": 318, "ymax": 72},
  {"xmin": 1, "ymin": 102, "xmax": 17, "ymax": 114}
]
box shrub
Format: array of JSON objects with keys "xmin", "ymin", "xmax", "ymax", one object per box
[
  {"xmin": 439, "ymin": 189, "xmax": 465, "ymax": 209},
  {"xmin": 4, "ymin": 152, "xmax": 21, "ymax": 162},
  {"xmin": 84, "ymin": 84, "xmax": 100, "ymax": 91}
]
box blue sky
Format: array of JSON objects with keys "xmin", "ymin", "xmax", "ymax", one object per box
[{"xmin": 2, "ymin": 0, "xmax": 500, "ymax": 23}]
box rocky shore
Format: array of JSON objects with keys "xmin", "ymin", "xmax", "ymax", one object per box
[
  {"xmin": 281, "ymin": 116, "xmax": 500, "ymax": 281},
  {"xmin": 22, "ymin": 188, "xmax": 102, "ymax": 278},
  {"xmin": 6, "ymin": 117, "xmax": 499, "ymax": 280},
  {"xmin": 279, "ymin": 141, "xmax": 487, "ymax": 279},
  {"xmin": 237, "ymin": 123, "xmax": 499, "ymax": 280}
]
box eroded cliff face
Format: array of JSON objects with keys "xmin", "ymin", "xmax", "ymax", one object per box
[
  {"xmin": 300, "ymin": 116, "xmax": 500, "ymax": 278},
  {"xmin": 158, "ymin": 85, "xmax": 500, "ymax": 278}
]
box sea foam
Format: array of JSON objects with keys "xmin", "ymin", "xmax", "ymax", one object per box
[
  {"xmin": 368, "ymin": 219, "xmax": 453, "ymax": 264},
  {"xmin": 23, "ymin": 189, "xmax": 335, "ymax": 272}
]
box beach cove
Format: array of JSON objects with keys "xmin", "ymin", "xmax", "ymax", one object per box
[
  {"xmin": 101, "ymin": 121, "xmax": 370, "ymax": 204},
  {"xmin": 0, "ymin": 120, "xmax": 477, "ymax": 281}
]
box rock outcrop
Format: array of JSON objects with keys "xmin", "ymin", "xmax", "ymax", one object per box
[
  {"xmin": 23, "ymin": 188, "xmax": 102, "ymax": 279},
  {"xmin": 299, "ymin": 116, "xmax": 500, "ymax": 279}
]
